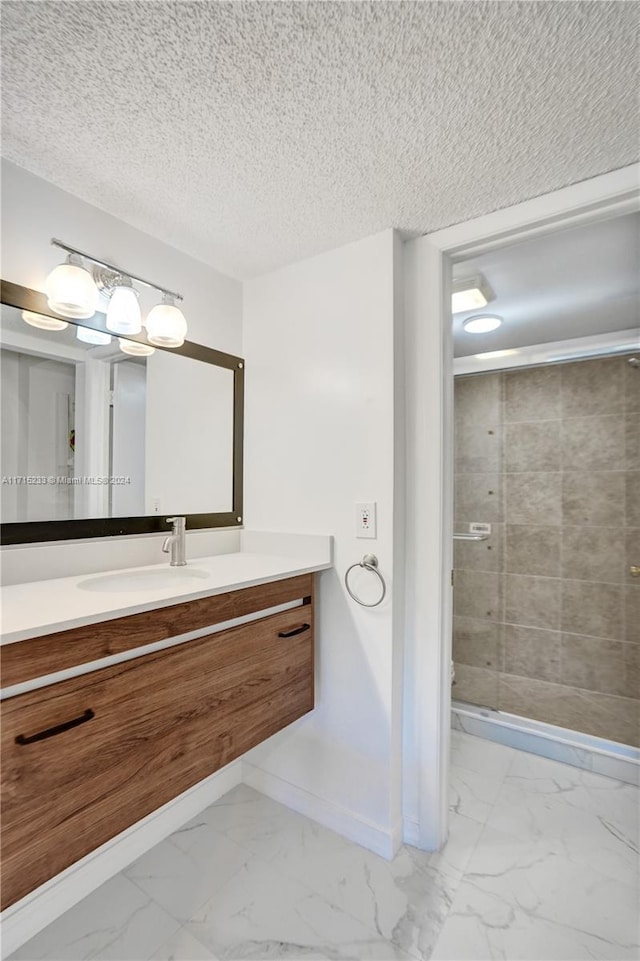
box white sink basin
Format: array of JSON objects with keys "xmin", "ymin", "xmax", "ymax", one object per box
[{"xmin": 78, "ymin": 567, "xmax": 211, "ymax": 593}]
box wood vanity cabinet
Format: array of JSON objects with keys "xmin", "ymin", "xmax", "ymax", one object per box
[{"xmin": 1, "ymin": 575, "xmax": 314, "ymax": 910}]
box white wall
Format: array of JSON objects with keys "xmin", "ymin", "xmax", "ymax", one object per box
[
  {"xmin": 242, "ymin": 230, "xmax": 404, "ymax": 856},
  {"xmin": 1, "ymin": 160, "xmax": 243, "ymax": 578}
]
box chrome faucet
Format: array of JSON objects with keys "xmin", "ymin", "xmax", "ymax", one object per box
[{"xmin": 162, "ymin": 516, "xmax": 187, "ymax": 566}]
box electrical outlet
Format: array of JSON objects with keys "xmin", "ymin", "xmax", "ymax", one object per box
[
  {"xmin": 151, "ymin": 499, "xmax": 161, "ymax": 514},
  {"xmin": 356, "ymin": 502, "xmax": 377, "ymax": 539}
]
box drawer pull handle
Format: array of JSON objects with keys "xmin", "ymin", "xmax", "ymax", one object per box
[
  {"xmin": 15, "ymin": 709, "xmax": 95, "ymax": 745},
  {"xmin": 278, "ymin": 623, "xmax": 311, "ymax": 638}
]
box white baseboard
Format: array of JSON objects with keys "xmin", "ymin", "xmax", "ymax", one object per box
[
  {"xmin": 1, "ymin": 761, "xmax": 242, "ymax": 959},
  {"xmin": 242, "ymin": 761, "xmax": 400, "ymax": 860},
  {"xmin": 402, "ymin": 816, "xmax": 421, "ymax": 848}
]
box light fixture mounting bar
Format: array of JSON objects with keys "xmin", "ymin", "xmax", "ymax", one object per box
[{"xmin": 51, "ymin": 238, "xmax": 183, "ymax": 302}]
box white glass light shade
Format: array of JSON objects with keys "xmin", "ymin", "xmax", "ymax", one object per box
[
  {"xmin": 45, "ymin": 255, "xmax": 99, "ymax": 319},
  {"xmin": 106, "ymin": 284, "xmax": 142, "ymax": 335},
  {"xmin": 118, "ymin": 338, "xmax": 155, "ymax": 356},
  {"xmin": 463, "ymin": 315, "xmax": 503, "ymax": 334},
  {"xmin": 76, "ymin": 325, "xmax": 112, "ymax": 345},
  {"xmin": 145, "ymin": 296, "xmax": 187, "ymax": 348},
  {"xmin": 22, "ymin": 310, "xmax": 68, "ymax": 331}
]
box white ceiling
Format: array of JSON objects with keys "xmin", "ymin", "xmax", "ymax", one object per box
[
  {"xmin": 452, "ymin": 212, "xmax": 640, "ymax": 356},
  {"xmin": 1, "ymin": 1, "xmax": 638, "ymax": 279}
]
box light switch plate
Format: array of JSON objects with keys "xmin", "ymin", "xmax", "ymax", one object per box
[{"xmin": 356, "ymin": 502, "xmax": 377, "ymax": 539}]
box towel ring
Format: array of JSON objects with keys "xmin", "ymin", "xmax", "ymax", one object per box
[{"xmin": 344, "ymin": 554, "xmax": 386, "ymax": 608}]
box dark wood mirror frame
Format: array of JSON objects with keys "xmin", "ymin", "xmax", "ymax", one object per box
[{"xmin": 0, "ymin": 280, "xmax": 244, "ymax": 545}]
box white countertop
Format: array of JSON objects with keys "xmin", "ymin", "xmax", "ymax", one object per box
[{"xmin": 0, "ymin": 533, "xmax": 332, "ymax": 645}]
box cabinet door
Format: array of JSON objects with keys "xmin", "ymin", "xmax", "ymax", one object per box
[{"xmin": 1, "ymin": 604, "xmax": 313, "ymax": 909}]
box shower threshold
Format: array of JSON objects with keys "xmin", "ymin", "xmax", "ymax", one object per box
[{"xmin": 452, "ymin": 700, "xmax": 639, "ymax": 786}]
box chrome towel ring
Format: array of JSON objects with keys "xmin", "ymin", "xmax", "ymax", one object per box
[{"xmin": 344, "ymin": 554, "xmax": 386, "ymax": 608}]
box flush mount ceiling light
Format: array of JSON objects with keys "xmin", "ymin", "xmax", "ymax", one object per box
[
  {"xmin": 45, "ymin": 239, "xmax": 187, "ymax": 348},
  {"xmin": 22, "ymin": 310, "xmax": 68, "ymax": 331},
  {"xmin": 463, "ymin": 314, "xmax": 503, "ymax": 334},
  {"xmin": 45, "ymin": 252, "xmax": 100, "ymax": 319},
  {"xmin": 76, "ymin": 325, "xmax": 112, "ymax": 346},
  {"xmin": 451, "ymin": 273, "xmax": 494, "ymax": 314},
  {"xmin": 119, "ymin": 338, "xmax": 155, "ymax": 356},
  {"xmin": 145, "ymin": 294, "xmax": 188, "ymax": 348}
]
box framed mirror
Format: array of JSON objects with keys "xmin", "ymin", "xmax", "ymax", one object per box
[{"xmin": 0, "ymin": 280, "xmax": 244, "ymax": 544}]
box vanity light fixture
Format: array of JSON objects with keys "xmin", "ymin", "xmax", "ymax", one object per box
[
  {"xmin": 22, "ymin": 310, "xmax": 68, "ymax": 331},
  {"xmin": 145, "ymin": 294, "xmax": 187, "ymax": 348},
  {"xmin": 452, "ymin": 273, "xmax": 494, "ymax": 314},
  {"xmin": 46, "ymin": 239, "xmax": 187, "ymax": 347},
  {"xmin": 76, "ymin": 325, "xmax": 112, "ymax": 346},
  {"xmin": 118, "ymin": 338, "xmax": 155, "ymax": 356},
  {"xmin": 45, "ymin": 253, "xmax": 100, "ymax": 319},
  {"xmin": 463, "ymin": 314, "xmax": 503, "ymax": 334}
]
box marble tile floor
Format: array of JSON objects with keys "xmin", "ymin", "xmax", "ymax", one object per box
[{"xmin": 9, "ymin": 731, "xmax": 639, "ymax": 961}]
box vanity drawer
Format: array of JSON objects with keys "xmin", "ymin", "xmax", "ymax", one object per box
[{"xmin": 1, "ymin": 603, "xmax": 314, "ymax": 909}]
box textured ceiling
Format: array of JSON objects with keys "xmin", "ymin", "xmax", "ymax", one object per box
[
  {"xmin": 1, "ymin": 1, "xmax": 638, "ymax": 278},
  {"xmin": 452, "ymin": 212, "xmax": 640, "ymax": 356}
]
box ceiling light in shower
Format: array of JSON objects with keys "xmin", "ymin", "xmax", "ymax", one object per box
[
  {"xmin": 452, "ymin": 273, "xmax": 494, "ymax": 314},
  {"xmin": 22, "ymin": 310, "xmax": 68, "ymax": 331},
  {"xmin": 45, "ymin": 253, "xmax": 100, "ymax": 319},
  {"xmin": 463, "ymin": 314, "xmax": 503, "ymax": 334},
  {"xmin": 76, "ymin": 326, "xmax": 112, "ymax": 346},
  {"xmin": 145, "ymin": 294, "xmax": 187, "ymax": 348},
  {"xmin": 119, "ymin": 338, "xmax": 155, "ymax": 356}
]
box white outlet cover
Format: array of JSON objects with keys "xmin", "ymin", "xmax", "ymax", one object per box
[{"xmin": 356, "ymin": 501, "xmax": 377, "ymax": 539}]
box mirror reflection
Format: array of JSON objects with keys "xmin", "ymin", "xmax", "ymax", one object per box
[{"xmin": 0, "ymin": 304, "xmax": 234, "ymax": 522}]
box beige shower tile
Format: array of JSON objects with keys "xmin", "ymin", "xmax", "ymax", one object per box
[
  {"xmin": 505, "ymin": 472, "xmax": 562, "ymax": 525},
  {"xmin": 454, "ymin": 524, "xmax": 503, "ymax": 572},
  {"xmin": 455, "ymin": 424, "xmax": 502, "ymax": 474},
  {"xmin": 626, "ymin": 528, "xmax": 640, "ymax": 578},
  {"xmin": 453, "ymin": 617, "xmax": 502, "ymax": 670},
  {"xmin": 452, "ymin": 663, "xmax": 499, "ymax": 708},
  {"xmin": 562, "ymin": 580, "xmax": 624, "ymax": 640},
  {"xmin": 624, "ymin": 358, "xmax": 640, "ymax": 413},
  {"xmin": 560, "ymin": 356, "xmax": 626, "ymax": 418},
  {"xmin": 453, "ymin": 570, "xmax": 502, "ymax": 621},
  {"xmin": 505, "ymin": 574, "xmax": 561, "ymax": 630},
  {"xmin": 454, "ymin": 473, "xmax": 503, "ymax": 523},
  {"xmin": 561, "ymin": 415, "xmax": 625, "ymax": 471},
  {"xmin": 627, "ymin": 413, "xmax": 640, "ymax": 470},
  {"xmin": 504, "ymin": 366, "xmax": 560, "ymax": 422},
  {"xmin": 563, "ymin": 471, "xmax": 625, "ymax": 528},
  {"xmin": 625, "ymin": 644, "xmax": 639, "ymax": 699},
  {"xmin": 503, "ymin": 624, "xmax": 561, "ymax": 682},
  {"xmin": 562, "ymin": 527, "xmax": 625, "ymax": 584},
  {"xmin": 455, "ymin": 373, "xmax": 502, "ymax": 427},
  {"xmin": 498, "ymin": 673, "xmax": 639, "ymax": 746},
  {"xmin": 506, "ymin": 525, "xmax": 560, "ymax": 577},
  {"xmin": 561, "ymin": 634, "xmax": 630, "ymax": 697},
  {"xmin": 626, "ymin": 472, "xmax": 640, "ymax": 528},
  {"xmin": 505, "ymin": 421, "xmax": 561, "ymax": 472},
  {"xmin": 625, "ymin": 585, "xmax": 640, "ymax": 643}
]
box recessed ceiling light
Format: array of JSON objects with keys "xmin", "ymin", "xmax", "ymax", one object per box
[
  {"xmin": 463, "ymin": 315, "xmax": 503, "ymax": 334},
  {"xmin": 451, "ymin": 273, "xmax": 494, "ymax": 314}
]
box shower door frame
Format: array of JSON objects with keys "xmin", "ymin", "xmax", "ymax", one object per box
[{"xmin": 404, "ymin": 163, "xmax": 640, "ymax": 851}]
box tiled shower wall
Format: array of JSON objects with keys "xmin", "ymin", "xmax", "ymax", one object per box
[{"xmin": 453, "ymin": 355, "xmax": 639, "ymax": 747}]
